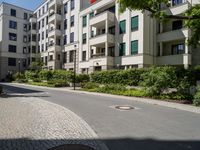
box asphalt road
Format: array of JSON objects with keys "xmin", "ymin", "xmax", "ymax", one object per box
[{"xmin": 1, "ymin": 83, "xmax": 200, "ymax": 150}]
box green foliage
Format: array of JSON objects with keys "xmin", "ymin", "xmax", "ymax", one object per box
[
  {"xmin": 91, "ymin": 69, "xmax": 145, "ymax": 86},
  {"xmin": 39, "ymin": 70, "xmax": 53, "ymax": 81},
  {"xmin": 76, "ymin": 74, "xmax": 90, "ymax": 83},
  {"xmin": 52, "ymin": 70, "xmax": 72, "ymax": 81},
  {"xmin": 47, "ymin": 79, "xmax": 69, "ymax": 87},
  {"xmin": 140, "ymin": 66, "xmax": 177, "ymax": 96},
  {"xmin": 25, "ymin": 71, "xmax": 38, "ymax": 80},
  {"xmin": 194, "ymin": 87, "xmax": 200, "ymax": 106},
  {"xmin": 12, "ymin": 73, "xmax": 27, "ymax": 83},
  {"xmin": 29, "ymin": 59, "xmax": 44, "ymax": 71},
  {"xmin": 82, "ymin": 82, "xmax": 100, "ymax": 89}
]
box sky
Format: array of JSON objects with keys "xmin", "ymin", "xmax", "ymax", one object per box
[{"xmin": 0, "ymin": 0, "xmax": 44, "ymax": 10}]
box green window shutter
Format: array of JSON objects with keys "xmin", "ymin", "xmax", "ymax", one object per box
[
  {"xmin": 119, "ymin": 20, "xmax": 126, "ymax": 34},
  {"xmin": 131, "ymin": 16, "xmax": 139, "ymax": 31},
  {"xmin": 89, "ymin": 12, "xmax": 94, "ymax": 18},
  {"xmin": 83, "ymin": 16, "xmax": 87, "ymax": 27},
  {"xmin": 131, "ymin": 40, "xmax": 138, "ymax": 55},
  {"xmin": 119, "ymin": 43, "xmax": 126, "ymax": 56}
]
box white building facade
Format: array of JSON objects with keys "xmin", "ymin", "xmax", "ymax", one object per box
[{"xmin": 0, "ymin": 0, "xmax": 200, "ymax": 80}]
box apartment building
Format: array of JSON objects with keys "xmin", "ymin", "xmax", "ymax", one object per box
[
  {"xmin": 0, "ymin": 2, "xmax": 33, "ymax": 80},
  {"xmin": 0, "ymin": 0, "xmax": 200, "ymax": 80}
]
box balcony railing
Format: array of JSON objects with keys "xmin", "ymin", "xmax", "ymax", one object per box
[{"xmin": 91, "ymin": 53, "xmax": 105, "ymax": 58}]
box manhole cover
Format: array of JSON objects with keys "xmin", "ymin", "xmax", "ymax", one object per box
[
  {"xmin": 115, "ymin": 105, "xmax": 135, "ymax": 111},
  {"xmin": 49, "ymin": 144, "xmax": 95, "ymax": 150}
]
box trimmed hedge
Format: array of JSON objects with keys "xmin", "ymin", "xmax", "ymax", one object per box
[{"xmin": 90, "ymin": 69, "xmax": 146, "ymax": 86}]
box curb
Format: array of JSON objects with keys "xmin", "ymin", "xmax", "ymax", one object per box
[{"xmin": 4, "ymin": 82, "xmax": 200, "ymax": 114}]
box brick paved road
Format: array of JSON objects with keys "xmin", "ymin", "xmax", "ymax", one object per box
[{"xmin": 0, "ymin": 96, "xmax": 106, "ymax": 150}]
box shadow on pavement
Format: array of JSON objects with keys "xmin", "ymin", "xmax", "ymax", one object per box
[{"xmin": 0, "ymin": 138, "xmax": 199, "ymax": 150}]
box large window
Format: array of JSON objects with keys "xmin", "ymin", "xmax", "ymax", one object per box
[
  {"xmin": 171, "ymin": 43, "xmax": 185, "ymax": 55},
  {"xmin": 64, "ymin": 19, "xmax": 67, "ymax": 29},
  {"xmin": 82, "ymin": 33, "xmax": 87, "ymax": 44},
  {"xmin": 172, "ymin": 20, "xmax": 183, "ymax": 30},
  {"xmin": 8, "ymin": 58, "xmax": 16, "ymax": 66},
  {"xmin": 64, "ymin": 3, "xmax": 68, "ymax": 14},
  {"xmin": 119, "ymin": 43, "xmax": 126, "ymax": 56},
  {"xmin": 82, "ymin": 16, "xmax": 87, "ymax": 27},
  {"xmin": 70, "ymin": 32, "xmax": 74, "ymax": 43},
  {"xmin": 64, "ymin": 35, "xmax": 67, "ymax": 45},
  {"xmin": 71, "ymin": 0, "xmax": 75, "ymax": 10},
  {"xmin": 71, "ymin": 15, "xmax": 74, "ymax": 27},
  {"xmin": 8, "ymin": 45, "xmax": 17, "ymax": 53},
  {"xmin": 69, "ymin": 51, "xmax": 74, "ymax": 62},
  {"xmin": 82, "ymin": 51, "xmax": 86, "ymax": 61},
  {"xmin": 24, "ymin": 13, "xmax": 28, "ymax": 20},
  {"xmin": 9, "ymin": 21, "xmax": 17, "ymax": 29},
  {"xmin": 172, "ymin": 0, "xmax": 185, "ymax": 6},
  {"xmin": 9, "ymin": 33, "xmax": 17, "ymax": 41},
  {"xmin": 131, "ymin": 16, "xmax": 139, "ymax": 31},
  {"xmin": 10, "ymin": 9, "xmax": 16, "ymax": 17},
  {"xmin": 119, "ymin": 20, "xmax": 126, "ymax": 34},
  {"xmin": 131, "ymin": 40, "xmax": 138, "ymax": 55}
]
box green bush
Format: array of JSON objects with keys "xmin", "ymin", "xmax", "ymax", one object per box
[
  {"xmin": 39, "ymin": 70, "xmax": 52, "ymax": 81},
  {"xmin": 82, "ymin": 82, "xmax": 100, "ymax": 89},
  {"xmin": 52, "ymin": 70, "xmax": 72, "ymax": 80},
  {"xmin": 140, "ymin": 66, "xmax": 177, "ymax": 96},
  {"xmin": 76, "ymin": 74, "xmax": 90, "ymax": 83},
  {"xmin": 194, "ymin": 87, "xmax": 200, "ymax": 106},
  {"xmin": 47, "ymin": 79, "xmax": 69, "ymax": 87},
  {"xmin": 12, "ymin": 73, "xmax": 27, "ymax": 83},
  {"xmin": 32, "ymin": 78, "xmax": 42, "ymax": 82},
  {"xmin": 90, "ymin": 69, "xmax": 146, "ymax": 86},
  {"xmin": 25, "ymin": 71, "xmax": 38, "ymax": 80}
]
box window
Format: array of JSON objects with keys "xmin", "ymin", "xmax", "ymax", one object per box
[
  {"xmin": 42, "ymin": 19, "xmax": 44, "ymax": 27},
  {"xmin": 42, "ymin": 44, "xmax": 44, "ymax": 52},
  {"xmin": 82, "ymin": 51, "xmax": 86, "ymax": 61},
  {"xmin": 172, "ymin": 20, "xmax": 183, "ymax": 30},
  {"xmin": 119, "ymin": 43, "xmax": 126, "ymax": 56},
  {"xmin": 89, "ymin": 12, "xmax": 94, "ymax": 18},
  {"xmin": 172, "ymin": 43, "xmax": 185, "ymax": 55},
  {"xmin": 71, "ymin": 0, "xmax": 75, "ymax": 10},
  {"xmin": 32, "ymin": 46, "xmax": 36, "ymax": 53},
  {"xmin": 70, "ymin": 32, "xmax": 74, "ymax": 43},
  {"xmin": 64, "ymin": 3, "xmax": 68, "ymax": 14},
  {"xmin": 64, "ymin": 35, "xmax": 67, "ymax": 45},
  {"xmin": 8, "ymin": 58, "xmax": 16, "ymax": 66},
  {"xmin": 69, "ymin": 51, "xmax": 74, "ymax": 62},
  {"xmin": 131, "ymin": 16, "xmax": 139, "ymax": 31},
  {"xmin": 38, "ymin": 33, "xmax": 40, "ymax": 41},
  {"xmin": 131, "ymin": 40, "xmax": 138, "ymax": 55},
  {"xmin": 82, "ymin": 16, "xmax": 87, "ymax": 27},
  {"xmin": 46, "ymin": 16, "xmax": 48, "ymax": 25},
  {"xmin": 9, "ymin": 33, "xmax": 17, "ymax": 41},
  {"xmin": 119, "ymin": 20, "xmax": 126, "ymax": 34},
  {"xmin": 82, "ymin": 33, "xmax": 87, "ymax": 44},
  {"xmin": 46, "ymin": 42, "xmax": 48, "ymax": 50},
  {"xmin": 24, "ymin": 13, "xmax": 28, "ymax": 20},
  {"xmin": 42, "ymin": 32, "xmax": 44, "ymax": 40},
  {"xmin": 42, "ymin": 6, "xmax": 45, "ymax": 14},
  {"xmin": 23, "ymin": 24, "xmax": 28, "ymax": 31},
  {"xmin": 172, "ymin": 0, "xmax": 184, "ymax": 6},
  {"xmin": 71, "ymin": 15, "xmax": 74, "ymax": 27},
  {"xmin": 57, "ymin": 54, "xmax": 61, "ymax": 60},
  {"xmin": 10, "ymin": 9, "xmax": 16, "ymax": 17},
  {"xmin": 64, "ymin": 19, "xmax": 68, "ymax": 29},
  {"xmin": 23, "ymin": 36, "xmax": 27, "ymax": 43},
  {"xmin": 8, "ymin": 45, "xmax": 17, "ymax": 53},
  {"xmin": 9, "ymin": 21, "xmax": 17, "ymax": 29},
  {"xmin": 46, "ymin": 30, "xmax": 48, "ymax": 38},
  {"xmin": 23, "ymin": 47, "xmax": 27, "ymax": 54},
  {"xmin": 38, "ymin": 21, "xmax": 41, "ymax": 30}
]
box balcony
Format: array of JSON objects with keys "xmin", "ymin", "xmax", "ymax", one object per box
[
  {"xmin": 156, "ymin": 54, "xmax": 191, "ymax": 65},
  {"xmin": 49, "ymin": 0, "xmax": 62, "ymax": 9},
  {"xmin": 29, "ymin": 17, "xmax": 36, "ymax": 23},
  {"xmin": 49, "ymin": 13, "xmax": 61, "ymax": 23},
  {"xmin": 30, "ymin": 41, "xmax": 37, "ymax": 46},
  {"xmin": 91, "ymin": 53, "xmax": 105, "ymax": 59},
  {"xmin": 90, "ymin": 33, "xmax": 114, "ymax": 46},
  {"xmin": 48, "ymin": 43, "xmax": 61, "ymax": 52},
  {"xmin": 157, "ymin": 28, "xmax": 189, "ymax": 42},
  {"xmin": 48, "ymin": 29, "xmax": 62, "ymax": 38},
  {"xmin": 90, "ymin": 11, "xmax": 115, "ymax": 26},
  {"xmin": 165, "ymin": 2, "xmax": 189, "ymax": 15}
]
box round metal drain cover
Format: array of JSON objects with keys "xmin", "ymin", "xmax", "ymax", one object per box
[
  {"xmin": 49, "ymin": 144, "xmax": 94, "ymax": 150},
  {"xmin": 115, "ymin": 105, "xmax": 135, "ymax": 110}
]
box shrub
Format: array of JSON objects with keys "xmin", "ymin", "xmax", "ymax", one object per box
[
  {"xmin": 140, "ymin": 66, "xmax": 177, "ymax": 96},
  {"xmin": 82, "ymin": 82, "xmax": 100, "ymax": 89},
  {"xmin": 90, "ymin": 69, "xmax": 146, "ymax": 86},
  {"xmin": 25, "ymin": 71, "xmax": 38, "ymax": 80},
  {"xmin": 32, "ymin": 78, "xmax": 42, "ymax": 82},
  {"xmin": 76, "ymin": 74, "xmax": 90, "ymax": 83},
  {"xmin": 47, "ymin": 79, "xmax": 69, "ymax": 87},
  {"xmin": 39, "ymin": 70, "xmax": 52, "ymax": 81},
  {"xmin": 194, "ymin": 87, "xmax": 200, "ymax": 106},
  {"xmin": 12, "ymin": 73, "xmax": 27, "ymax": 83},
  {"xmin": 97, "ymin": 84, "xmax": 126, "ymax": 93},
  {"xmin": 52, "ymin": 70, "xmax": 72, "ymax": 80}
]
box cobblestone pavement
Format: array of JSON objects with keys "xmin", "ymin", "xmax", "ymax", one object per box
[{"xmin": 0, "ymin": 95, "xmax": 106, "ymax": 150}]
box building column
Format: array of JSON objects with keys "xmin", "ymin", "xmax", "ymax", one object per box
[
  {"xmin": 105, "ymin": 20, "xmax": 108, "ymax": 34},
  {"xmin": 184, "ymin": 38, "xmax": 189, "ymax": 69},
  {"xmin": 160, "ymin": 42, "xmax": 163, "ymax": 56},
  {"xmin": 105, "ymin": 42, "xmax": 108, "ymax": 56}
]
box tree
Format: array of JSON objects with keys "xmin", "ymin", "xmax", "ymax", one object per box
[
  {"xmin": 118, "ymin": 0, "xmax": 200, "ymax": 46},
  {"xmin": 28, "ymin": 59, "xmax": 44, "ymax": 71}
]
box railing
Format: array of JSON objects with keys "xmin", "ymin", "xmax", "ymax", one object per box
[{"xmin": 91, "ymin": 53, "xmax": 105, "ymax": 58}]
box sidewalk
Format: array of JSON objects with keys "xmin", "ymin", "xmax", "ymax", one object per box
[
  {"xmin": 9, "ymin": 83, "xmax": 200, "ymax": 114},
  {"xmin": 0, "ymin": 95, "xmax": 107, "ymax": 150}
]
